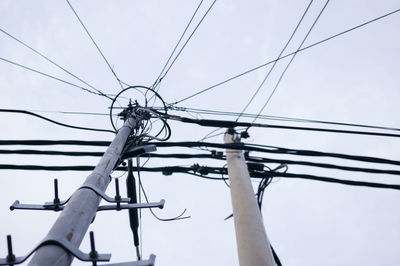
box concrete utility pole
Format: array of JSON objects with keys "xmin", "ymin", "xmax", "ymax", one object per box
[
  {"xmin": 224, "ymin": 130, "xmax": 276, "ymax": 266},
  {"xmin": 29, "ymin": 114, "xmax": 141, "ymax": 266}
]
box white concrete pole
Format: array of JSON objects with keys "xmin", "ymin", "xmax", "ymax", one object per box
[
  {"xmin": 29, "ymin": 114, "xmax": 141, "ymax": 266},
  {"xmin": 224, "ymin": 131, "xmax": 276, "ymax": 266}
]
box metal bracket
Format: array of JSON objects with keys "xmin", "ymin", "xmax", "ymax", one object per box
[
  {"xmin": 10, "ymin": 178, "xmax": 164, "ymax": 212},
  {"xmin": 99, "ymin": 254, "xmax": 156, "ymax": 266},
  {"xmin": 0, "ymin": 232, "xmax": 110, "ymax": 265}
]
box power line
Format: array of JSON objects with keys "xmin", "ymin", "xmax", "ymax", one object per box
[
  {"xmin": 65, "ymin": 0, "xmax": 124, "ymax": 90},
  {"xmin": 1, "ymin": 140, "xmax": 399, "ymax": 166},
  {"xmin": 237, "ymin": 0, "xmax": 314, "ymax": 121},
  {"xmin": 154, "ymin": 0, "xmax": 217, "ymax": 89},
  {"xmin": 253, "ymin": 0, "xmax": 330, "ymax": 123},
  {"xmin": 0, "ymin": 109, "xmax": 114, "ymax": 133},
  {"xmin": 0, "ymin": 56, "xmax": 108, "ymax": 97},
  {"xmin": 152, "ymin": 0, "xmax": 205, "ymax": 88},
  {"xmin": 1, "ymin": 164, "xmax": 399, "ymax": 190},
  {"xmin": 173, "ymin": 7, "xmax": 400, "ymax": 104},
  {"xmin": 168, "ymin": 106, "xmax": 400, "ymax": 132},
  {"xmin": 1, "ymin": 149, "xmax": 400, "ymax": 176},
  {"xmin": 0, "ymin": 27, "xmax": 113, "ymax": 100},
  {"xmin": 163, "ymin": 113, "xmax": 400, "ymax": 138}
]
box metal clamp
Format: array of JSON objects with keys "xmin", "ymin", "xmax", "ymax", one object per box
[
  {"xmin": 99, "ymin": 254, "xmax": 156, "ymax": 266},
  {"xmin": 0, "ymin": 232, "xmax": 110, "ymax": 265}
]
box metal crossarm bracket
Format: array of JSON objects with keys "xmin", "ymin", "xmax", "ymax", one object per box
[
  {"xmin": 99, "ymin": 254, "xmax": 156, "ymax": 266},
  {"xmin": 10, "ymin": 199, "xmax": 165, "ymax": 212},
  {"xmin": 0, "ymin": 232, "xmax": 110, "ymax": 265},
  {"xmin": 97, "ymin": 200, "xmax": 165, "ymax": 212}
]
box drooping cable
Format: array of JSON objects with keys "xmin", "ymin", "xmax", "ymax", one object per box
[
  {"xmin": 167, "ymin": 106, "xmax": 400, "ymax": 133},
  {"xmin": 1, "ymin": 149, "xmax": 399, "ymax": 176},
  {"xmin": 65, "ymin": 0, "xmax": 124, "ymax": 89},
  {"xmin": 136, "ymin": 156, "xmax": 190, "ymax": 222},
  {"xmin": 173, "ymin": 7, "xmax": 400, "ymax": 105},
  {"xmin": 237, "ymin": 0, "xmax": 314, "ymax": 121},
  {"xmin": 0, "ymin": 28, "xmax": 113, "ymax": 100},
  {"xmin": 0, "ymin": 109, "xmax": 114, "ymax": 133}
]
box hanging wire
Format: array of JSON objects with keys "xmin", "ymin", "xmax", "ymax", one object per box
[{"xmin": 136, "ymin": 156, "xmax": 190, "ymax": 222}]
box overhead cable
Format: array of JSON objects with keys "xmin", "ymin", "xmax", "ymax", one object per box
[
  {"xmin": 173, "ymin": 7, "xmax": 400, "ymax": 104},
  {"xmin": 237, "ymin": 0, "xmax": 314, "ymax": 121},
  {"xmin": 1, "ymin": 164, "xmax": 399, "ymax": 190},
  {"xmin": 65, "ymin": 0, "xmax": 124, "ymax": 89},
  {"xmin": 0, "ymin": 56, "xmax": 105, "ymax": 97},
  {"xmin": 0, "ymin": 28, "xmax": 112, "ymax": 100},
  {"xmin": 252, "ymin": 0, "xmax": 330, "ymax": 122},
  {"xmin": 152, "ymin": 0, "xmax": 205, "ymax": 88},
  {"xmin": 0, "ymin": 109, "xmax": 114, "ymax": 133}
]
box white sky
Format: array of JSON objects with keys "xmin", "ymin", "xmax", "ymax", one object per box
[{"xmin": 1, "ymin": 0, "xmax": 400, "ymax": 265}]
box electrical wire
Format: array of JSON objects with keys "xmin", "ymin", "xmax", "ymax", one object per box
[
  {"xmin": 252, "ymin": 0, "xmax": 330, "ymax": 123},
  {"xmin": 0, "ymin": 56, "xmax": 108, "ymax": 98},
  {"xmin": 1, "ymin": 149, "xmax": 399, "ymax": 176},
  {"xmin": 173, "ymin": 7, "xmax": 400, "ymax": 105},
  {"xmin": 0, "ymin": 27, "xmax": 113, "ymax": 100},
  {"xmin": 237, "ymin": 0, "xmax": 314, "ymax": 121},
  {"xmin": 152, "ymin": 0, "xmax": 205, "ymax": 89},
  {"xmin": 1, "ymin": 139, "xmax": 399, "ymax": 166},
  {"xmin": 167, "ymin": 106, "xmax": 400, "ymax": 133},
  {"xmin": 162, "ymin": 113, "xmax": 400, "ymax": 138},
  {"xmin": 0, "ymin": 109, "xmax": 114, "ymax": 133},
  {"xmin": 136, "ymin": 157, "xmax": 190, "ymax": 221},
  {"xmin": 153, "ymin": 0, "xmax": 217, "ymax": 89},
  {"xmin": 65, "ymin": 0, "xmax": 124, "ymax": 90},
  {"xmin": 2, "ymin": 163, "xmax": 399, "ymax": 190}
]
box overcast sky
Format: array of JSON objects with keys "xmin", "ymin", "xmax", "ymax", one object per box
[{"xmin": 1, "ymin": 0, "xmax": 400, "ymax": 265}]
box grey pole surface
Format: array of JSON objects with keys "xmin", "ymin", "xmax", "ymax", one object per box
[
  {"xmin": 224, "ymin": 131, "xmax": 276, "ymax": 266},
  {"xmin": 29, "ymin": 115, "xmax": 140, "ymax": 266}
]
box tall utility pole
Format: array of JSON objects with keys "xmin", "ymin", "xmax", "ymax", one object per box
[
  {"xmin": 224, "ymin": 130, "xmax": 276, "ymax": 266},
  {"xmin": 29, "ymin": 114, "xmax": 141, "ymax": 266}
]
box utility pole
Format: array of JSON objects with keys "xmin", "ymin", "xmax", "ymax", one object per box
[
  {"xmin": 29, "ymin": 114, "xmax": 141, "ymax": 266},
  {"xmin": 224, "ymin": 129, "xmax": 276, "ymax": 266}
]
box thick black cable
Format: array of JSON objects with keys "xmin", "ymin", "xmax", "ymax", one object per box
[
  {"xmin": 169, "ymin": 106, "xmax": 400, "ymax": 132},
  {"xmin": 173, "ymin": 7, "xmax": 400, "ymax": 104},
  {"xmin": 2, "ymin": 164, "xmax": 400, "ymax": 190},
  {"xmin": 152, "ymin": 0, "xmax": 205, "ymax": 89},
  {"xmin": 1, "ymin": 140, "xmax": 399, "ymax": 166},
  {"xmin": 0, "ymin": 56, "xmax": 105, "ymax": 97},
  {"xmin": 0, "ymin": 140, "xmax": 111, "ymax": 146},
  {"xmin": 155, "ymin": 0, "xmax": 217, "ymax": 88},
  {"xmin": 164, "ymin": 114, "xmax": 400, "ymax": 138},
  {"xmin": 0, "ymin": 109, "xmax": 114, "ymax": 133},
  {"xmin": 253, "ymin": 0, "xmax": 330, "ymax": 122},
  {"xmin": 1, "ymin": 149, "xmax": 399, "ymax": 176},
  {"xmin": 0, "ymin": 28, "xmax": 113, "ymax": 100},
  {"xmin": 65, "ymin": 0, "xmax": 124, "ymax": 90},
  {"xmin": 237, "ymin": 0, "xmax": 314, "ymax": 121}
]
